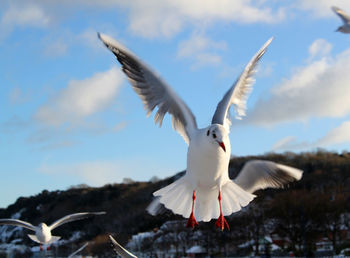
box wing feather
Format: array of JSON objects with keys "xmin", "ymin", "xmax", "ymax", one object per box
[
  {"xmin": 211, "ymin": 37, "xmax": 273, "ymax": 130},
  {"xmin": 109, "ymin": 235, "xmax": 137, "ymax": 258},
  {"xmin": 234, "ymin": 160, "xmax": 303, "ymax": 193},
  {"xmin": 68, "ymin": 242, "xmax": 89, "ymax": 258},
  {"xmin": 98, "ymin": 33, "xmax": 197, "ymax": 144},
  {"xmin": 49, "ymin": 212, "xmax": 105, "ymax": 230},
  {"xmin": 332, "ymin": 6, "xmax": 350, "ymax": 24},
  {"xmin": 0, "ymin": 219, "xmax": 36, "ymax": 231}
]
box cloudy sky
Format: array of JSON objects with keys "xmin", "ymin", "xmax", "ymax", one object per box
[{"xmin": 2, "ymin": 0, "xmax": 350, "ymax": 208}]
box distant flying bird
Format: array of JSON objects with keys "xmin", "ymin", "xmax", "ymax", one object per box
[
  {"xmin": 98, "ymin": 33, "xmax": 303, "ymax": 230},
  {"xmin": 68, "ymin": 242, "xmax": 89, "ymax": 258},
  {"xmin": 332, "ymin": 6, "xmax": 350, "ymax": 33},
  {"xmin": 109, "ymin": 235, "xmax": 137, "ymax": 258},
  {"xmin": 0, "ymin": 212, "xmax": 106, "ymax": 245}
]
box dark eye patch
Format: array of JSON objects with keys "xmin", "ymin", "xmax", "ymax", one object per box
[
  {"xmin": 213, "ymin": 133, "xmax": 217, "ymax": 139},
  {"xmin": 207, "ymin": 130, "xmax": 210, "ymax": 136}
]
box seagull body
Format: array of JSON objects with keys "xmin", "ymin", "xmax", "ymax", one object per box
[
  {"xmin": 332, "ymin": 6, "xmax": 350, "ymax": 33},
  {"xmin": 0, "ymin": 212, "xmax": 105, "ymax": 244},
  {"xmin": 99, "ymin": 33, "xmax": 303, "ymax": 229}
]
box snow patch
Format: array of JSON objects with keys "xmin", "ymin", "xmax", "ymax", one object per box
[{"xmin": 11, "ymin": 208, "xmax": 26, "ymax": 219}]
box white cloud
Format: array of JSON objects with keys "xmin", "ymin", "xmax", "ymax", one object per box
[
  {"xmin": 1, "ymin": 0, "xmax": 286, "ymax": 40},
  {"xmin": 3, "ymin": 68, "xmax": 126, "ymax": 150},
  {"xmin": 112, "ymin": 121, "xmax": 128, "ymax": 132},
  {"xmin": 38, "ymin": 160, "xmax": 124, "ymax": 186},
  {"xmin": 246, "ymin": 39, "xmax": 350, "ymax": 126},
  {"xmin": 0, "ymin": 115, "xmax": 31, "ymax": 133},
  {"xmin": 118, "ymin": 0, "xmax": 286, "ymax": 38},
  {"xmin": 1, "ymin": 4, "xmax": 50, "ymax": 27},
  {"xmin": 272, "ymin": 121, "xmax": 350, "ymax": 151},
  {"xmin": 40, "ymin": 28, "xmax": 109, "ymax": 58},
  {"xmin": 38, "ymin": 157, "xmax": 172, "ymax": 186},
  {"xmin": 295, "ymin": 0, "xmax": 350, "ymax": 18},
  {"xmin": 318, "ymin": 121, "xmax": 350, "ymax": 146},
  {"xmin": 35, "ymin": 67, "xmax": 124, "ymax": 126},
  {"xmin": 272, "ymin": 136, "xmax": 297, "ymax": 151},
  {"xmin": 0, "ymin": 4, "xmax": 50, "ymax": 40},
  {"xmin": 77, "ymin": 28, "xmax": 104, "ymax": 50},
  {"xmin": 9, "ymin": 87, "xmax": 31, "ymax": 104},
  {"xmin": 308, "ymin": 39, "xmax": 332, "ymax": 61},
  {"xmin": 177, "ymin": 33, "xmax": 227, "ymax": 68}
]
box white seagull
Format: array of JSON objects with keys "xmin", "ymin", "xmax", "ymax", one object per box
[
  {"xmin": 0, "ymin": 212, "xmax": 106, "ymax": 245},
  {"xmin": 332, "ymin": 6, "xmax": 350, "ymax": 33},
  {"xmin": 98, "ymin": 33, "xmax": 302, "ymax": 230},
  {"xmin": 109, "ymin": 235, "xmax": 137, "ymax": 258}
]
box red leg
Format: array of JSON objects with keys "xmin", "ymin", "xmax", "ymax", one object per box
[
  {"xmin": 215, "ymin": 191, "xmax": 230, "ymax": 230},
  {"xmin": 186, "ymin": 190, "xmax": 199, "ymax": 228},
  {"xmin": 47, "ymin": 245, "xmax": 50, "ymax": 251}
]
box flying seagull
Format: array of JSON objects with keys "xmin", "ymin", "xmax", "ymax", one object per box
[
  {"xmin": 0, "ymin": 212, "xmax": 106, "ymax": 244},
  {"xmin": 98, "ymin": 33, "xmax": 302, "ymax": 230},
  {"xmin": 109, "ymin": 235, "xmax": 137, "ymax": 258},
  {"xmin": 332, "ymin": 6, "xmax": 350, "ymax": 33}
]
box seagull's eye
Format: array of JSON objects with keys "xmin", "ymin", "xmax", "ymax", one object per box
[
  {"xmin": 213, "ymin": 133, "xmax": 217, "ymax": 139},
  {"xmin": 207, "ymin": 130, "xmax": 210, "ymax": 136}
]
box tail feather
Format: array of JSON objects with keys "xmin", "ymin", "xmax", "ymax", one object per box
[
  {"xmin": 159, "ymin": 179, "xmax": 185, "ymax": 205},
  {"xmin": 48, "ymin": 236, "xmax": 61, "ymax": 244},
  {"xmin": 196, "ymin": 188, "xmax": 218, "ymax": 222},
  {"xmin": 27, "ymin": 234, "xmax": 42, "ymax": 244},
  {"xmin": 222, "ymin": 181, "xmax": 255, "ymax": 216},
  {"xmin": 27, "ymin": 234, "xmax": 61, "ymax": 245},
  {"xmin": 151, "ymin": 176, "xmax": 256, "ymax": 222},
  {"xmin": 153, "ymin": 178, "xmax": 181, "ymax": 196},
  {"xmin": 222, "ymin": 193, "xmax": 234, "ymax": 215},
  {"xmin": 159, "ymin": 177, "xmax": 193, "ymax": 218},
  {"xmin": 163, "ymin": 184, "xmax": 186, "ymax": 208},
  {"xmin": 174, "ymin": 191, "xmax": 191, "ymax": 217}
]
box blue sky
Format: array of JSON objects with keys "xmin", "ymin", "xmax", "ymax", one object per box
[{"xmin": 2, "ymin": 0, "xmax": 350, "ymax": 208}]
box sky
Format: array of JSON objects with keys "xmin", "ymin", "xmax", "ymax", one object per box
[{"xmin": 2, "ymin": 0, "xmax": 350, "ymax": 208}]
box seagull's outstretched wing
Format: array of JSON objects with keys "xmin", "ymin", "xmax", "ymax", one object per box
[
  {"xmin": 68, "ymin": 242, "xmax": 89, "ymax": 258},
  {"xmin": 211, "ymin": 37, "xmax": 273, "ymax": 131},
  {"xmin": 0, "ymin": 219, "xmax": 36, "ymax": 231},
  {"xmin": 234, "ymin": 160, "xmax": 303, "ymax": 193},
  {"xmin": 332, "ymin": 6, "xmax": 350, "ymax": 24},
  {"xmin": 98, "ymin": 33, "xmax": 198, "ymax": 144},
  {"xmin": 49, "ymin": 212, "xmax": 106, "ymax": 230},
  {"xmin": 109, "ymin": 235, "xmax": 137, "ymax": 258}
]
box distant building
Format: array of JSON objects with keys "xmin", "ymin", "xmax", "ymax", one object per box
[{"xmin": 315, "ymin": 237, "xmax": 334, "ymax": 257}]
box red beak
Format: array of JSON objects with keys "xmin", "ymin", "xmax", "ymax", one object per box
[{"xmin": 217, "ymin": 141, "xmax": 226, "ymax": 152}]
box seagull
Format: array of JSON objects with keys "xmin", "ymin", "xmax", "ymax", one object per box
[
  {"xmin": 0, "ymin": 212, "xmax": 106, "ymax": 245},
  {"xmin": 332, "ymin": 6, "xmax": 350, "ymax": 33},
  {"xmin": 98, "ymin": 33, "xmax": 303, "ymax": 230},
  {"xmin": 109, "ymin": 235, "xmax": 137, "ymax": 258}
]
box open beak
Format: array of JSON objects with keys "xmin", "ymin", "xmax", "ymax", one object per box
[{"xmin": 217, "ymin": 141, "xmax": 226, "ymax": 152}]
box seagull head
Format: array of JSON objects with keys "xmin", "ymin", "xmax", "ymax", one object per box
[
  {"xmin": 38, "ymin": 223, "xmax": 49, "ymax": 231},
  {"xmin": 205, "ymin": 124, "xmax": 228, "ymax": 152}
]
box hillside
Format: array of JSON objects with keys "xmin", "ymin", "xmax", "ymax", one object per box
[{"xmin": 0, "ymin": 150, "xmax": 350, "ymax": 257}]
